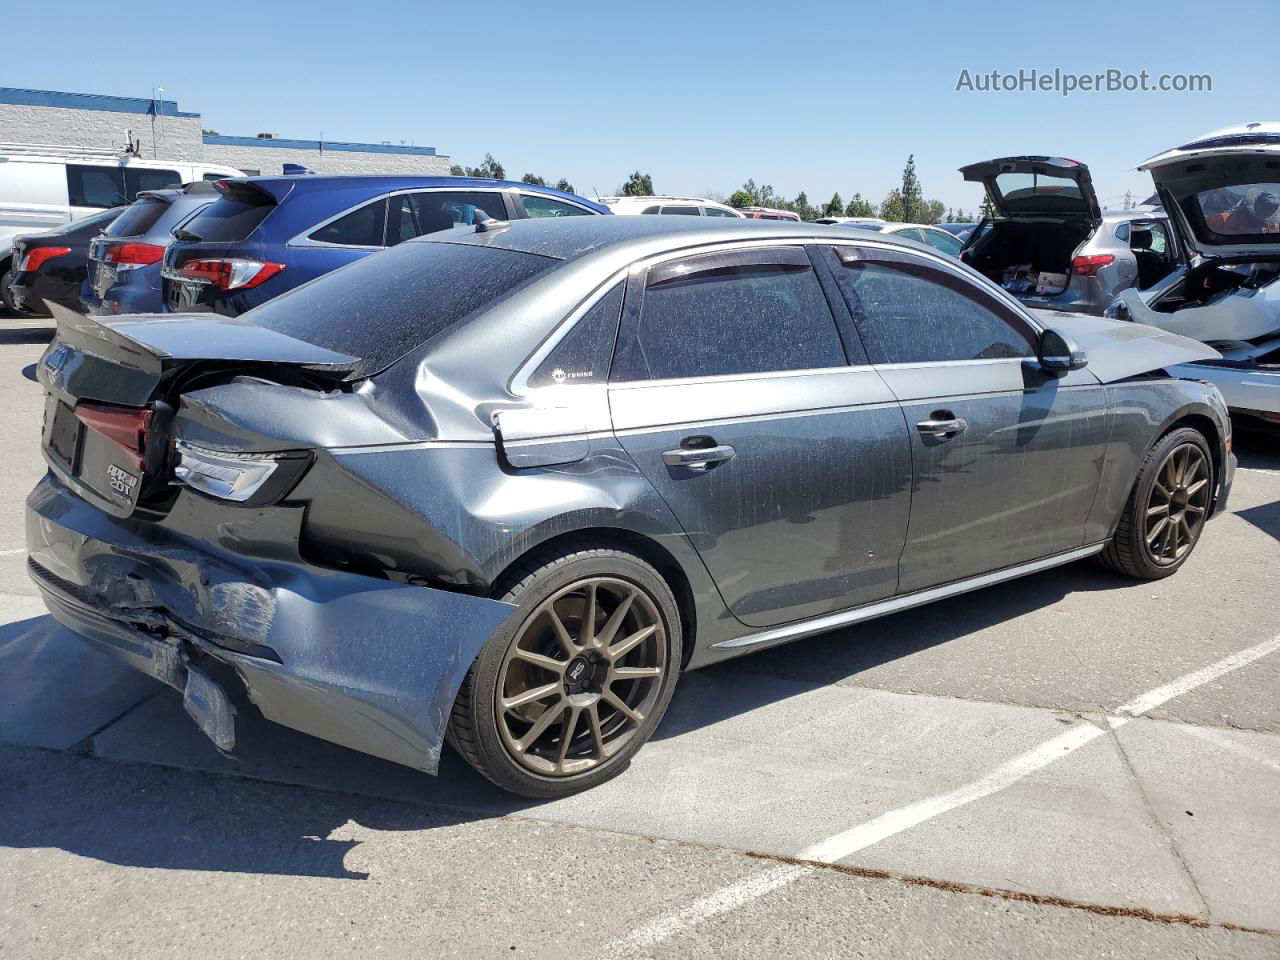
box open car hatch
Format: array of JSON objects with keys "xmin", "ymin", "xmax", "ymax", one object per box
[{"xmin": 960, "ymin": 156, "xmax": 1101, "ymax": 223}]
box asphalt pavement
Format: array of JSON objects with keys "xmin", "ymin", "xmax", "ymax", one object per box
[{"xmin": 1, "ymin": 318, "xmax": 1277, "ymax": 959}]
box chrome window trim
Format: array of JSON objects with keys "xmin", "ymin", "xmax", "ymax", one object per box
[
  {"xmin": 509, "ymin": 270, "xmax": 629, "ymax": 396},
  {"xmin": 287, "ymin": 186, "xmax": 513, "ymax": 250}
]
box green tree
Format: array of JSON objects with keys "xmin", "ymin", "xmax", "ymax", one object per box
[
  {"xmin": 979, "ymin": 194, "xmax": 997, "ymax": 219},
  {"xmin": 823, "ymin": 192, "xmax": 844, "ymax": 217},
  {"xmin": 899, "ymin": 155, "xmax": 923, "ymax": 223},
  {"xmin": 449, "ymin": 163, "xmax": 466, "ymax": 176},
  {"xmin": 792, "ymin": 191, "xmax": 816, "ymax": 221},
  {"xmin": 922, "ymin": 199, "xmax": 945, "ymax": 225},
  {"xmin": 844, "ymin": 192, "xmax": 876, "ymax": 217},
  {"xmin": 555, "ymin": 178, "xmax": 576, "ymax": 194},
  {"xmin": 521, "ymin": 173, "xmax": 547, "ymax": 186},
  {"xmin": 879, "ymin": 189, "xmax": 905, "ymax": 221},
  {"xmin": 620, "ymin": 171, "xmax": 655, "ymax": 196},
  {"xmin": 728, "ymin": 190, "xmax": 757, "ymax": 208},
  {"xmin": 451, "ymin": 153, "xmax": 506, "ymax": 179}
]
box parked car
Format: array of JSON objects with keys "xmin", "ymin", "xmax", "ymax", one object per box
[
  {"xmin": 738, "ymin": 206, "xmax": 801, "ymax": 221},
  {"xmin": 29, "ymin": 216, "xmax": 1232, "ymax": 798},
  {"xmin": 813, "ymin": 216, "xmax": 885, "ymax": 226},
  {"xmin": 81, "ymin": 182, "xmax": 219, "ymax": 316},
  {"xmin": 1, "ymin": 206, "xmax": 125, "ymax": 316},
  {"xmin": 937, "ymin": 221, "xmax": 979, "ymax": 242},
  {"xmin": 1103, "ymin": 122, "xmax": 1280, "ymax": 427},
  {"xmin": 595, "ymin": 196, "xmax": 744, "ymax": 217},
  {"xmin": 161, "ymin": 175, "xmax": 608, "ymax": 316},
  {"xmin": 958, "ymin": 156, "xmax": 1182, "ymax": 314},
  {"xmin": 0, "ymin": 143, "xmax": 240, "ymax": 275},
  {"xmin": 850, "ymin": 221, "xmax": 965, "ymax": 257}
]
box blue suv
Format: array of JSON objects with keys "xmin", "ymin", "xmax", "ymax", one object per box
[{"xmin": 160, "ymin": 175, "xmax": 609, "ymax": 316}]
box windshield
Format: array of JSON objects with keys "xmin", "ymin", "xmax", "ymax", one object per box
[
  {"xmin": 1193, "ymin": 184, "xmax": 1280, "ymax": 241},
  {"xmin": 243, "ymin": 240, "xmax": 558, "ymax": 379}
]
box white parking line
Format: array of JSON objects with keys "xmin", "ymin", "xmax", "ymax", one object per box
[
  {"xmin": 607, "ymin": 633, "xmax": 1280, "ymax": 954},
  {"xmin": 0, "ymin": 548, "xmax": 26, "ymax": 556}
]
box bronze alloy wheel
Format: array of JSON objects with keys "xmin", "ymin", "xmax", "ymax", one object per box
[
  {"xmin": 1144, "ymin": 442, "xmax": 1211, "ymax": 565},
  {"xmin": 495, "ymin": 576, "xmax": 667, "ymax": 777}
]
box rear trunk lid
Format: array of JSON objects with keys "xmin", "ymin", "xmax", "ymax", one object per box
[
  {"xmin": 38, "ymin": 303, "xmax": 356, "ymax": 518},
  {"xmin": 1138, "ymin": 122, "xmax": 1280, "ymax": 259},
  {"xmin": 960, "ymin": 156, "xmax": 1101, "ymax": 223}
]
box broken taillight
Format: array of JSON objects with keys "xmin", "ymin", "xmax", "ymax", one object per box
[
  {"xmin": 1071, "ymin": 254, "xmax": 1116, "ymax": 277},
  {"xmin": 75, "ymin": 403, "xmax": 152, "ymax": 468},
  {"xmin": 176, "ymin": 258, "xmax": 285, "ymax": 291}
]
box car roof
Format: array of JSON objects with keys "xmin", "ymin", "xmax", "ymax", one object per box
[
  {"xmin": 228, "ymin": 174, "xmax": 607, "ymax": 210},
  {"xmin": 430, "ymin": 213, "xmax": 947, "ymax": 264}
]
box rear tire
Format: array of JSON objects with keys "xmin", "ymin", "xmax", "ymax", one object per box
[
  {"xmin": 447, "ymin": 541, "xmax": 682, "ymax": 798},
  {"xmin": 1099, "ymin": 427, "xmax": 1213, "ymax": 580}
]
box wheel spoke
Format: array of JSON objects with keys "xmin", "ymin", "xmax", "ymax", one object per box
[
  {"xmin": 586, "ymin": 704, "xmax": 607, "ymax": 757},
  {"xmin": 547, "ymin": 604, "xmax": 578, "ymax": 656},
  {"xmin": 603, "ymin": 689, "xmax": 644, "ymax": 724},
  {"xmin": 1153, "ymin": 482, "xmax": 1174, "ymax": 500},
  {"xmin": 1146, "ymin": 502, "xmax": 1169, "ymax": 518},
  {"xmin": 1185, "ymin": 503, "xmax": 1205, "ymax": 515},
  {"xmin": 517, "ymin": 699, "xmax": 567, "ymax": 751},
  {"xmin": 594, "ymin": 588, "xmax": 637, "ymax": 650},
  {"xmin": 512, "ymin": 648, "xmax": 567, "ymax": 674},
  {"xmin": 611, "ymin": 665, "xmax": 663, "ymax": 681},
  {"xmin": 1183, "ymin": 456, "xmax": 1203, "ymax": 484},
  {"xmin": 556, "ymin": 706, "xmax": 581, "ymax": 764},
  {"xmin": 1146, "ymin": 516, "xmax": 1169, "ymax": 544},
  {"xmin": 579, "ymin": 582, "xmax": 599, "ymax": 647},
  {"xmin": 608, "ymin": 623, "xmax": 657, "ymax": 661},
  {"xmin": 501, "ymin": 681, "xmax": 562, "ymax": 712},
  {"xmin": 1185, "ymin": 478, "xmax": 1208, "ymax": 497}
]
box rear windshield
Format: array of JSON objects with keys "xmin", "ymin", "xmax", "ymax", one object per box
[
  {"xmin": 244, "ymin": 240, "xmax": 558, "ymax": 378},
  {"xmin": 1193, "ymin": 184, "xmax": 1280, "ymax": 242},
  {"xmin": 995, "ymin": 172, "xmax": 1083, "ymax": 208},
  {"xmin": 107, "ymin": 197, "xmax": 171, "ymax": 237},
  {"xmin": 183, "ymin": 186, "xmax": 275, "ymax": 242}
]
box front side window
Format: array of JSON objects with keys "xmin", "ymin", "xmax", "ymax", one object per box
[
  {"xmin": 612, "ymin": 247, "xmax": 847, "ymax": 382},
  {"xmin": 309, "ymin": 198, "xmax": 387, "ymax": 247},
  {"xmin": 410, "ymin": 191, "xmax": 508, "ymax": 234},
  {"xmin": 921, "ymin": 229, "xmax": 963, "ymax": 256},
  {"xmin": 66, "ymin": 165, "xmax": 125, "ymax": 208},
  {"xmin": 831, "ymin": 249, "xmax": 1035, "ymax": 364},
  {"xmin": 522, "ymin": 194, "xmax": 591, "ymax": 218},
  {"xmin": 705, "ymin": 206, "xmax": 738, "ymax": 218}
]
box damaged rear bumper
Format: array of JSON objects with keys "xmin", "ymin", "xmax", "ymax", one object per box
[{"xmin": 25, "ymin": 474, "xmax": 515, "ymax": 774}]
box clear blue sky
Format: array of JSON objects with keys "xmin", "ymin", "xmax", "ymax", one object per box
[{"xmin": 6, "ymin": 0, "xmax": 1277, "ymax": 214}]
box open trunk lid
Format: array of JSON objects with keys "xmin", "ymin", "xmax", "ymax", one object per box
[
  {"xmin": 960, "ymin": 156, "xmax": 1101, "ymax": 223},
  {"xmin": 37, "ymin": 303, "xmax": 356, "ymax": 518},
  {"xmin": 1138, "ymin": 122, "xmax": 1280, "ymax": 259}
]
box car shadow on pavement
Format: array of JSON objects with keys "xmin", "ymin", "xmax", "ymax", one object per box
[{"xmin": 0, "ymin": 325, "xmax": 54, "ymax": 346}]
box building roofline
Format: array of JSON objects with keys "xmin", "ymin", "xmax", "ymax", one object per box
[
  {"xmin": 0, "ymin": 86, "xmax": 199, "ymax": 118},
  {"xmin": 203, "ymin": 135, "xmax": 439, "ymax": 157}
]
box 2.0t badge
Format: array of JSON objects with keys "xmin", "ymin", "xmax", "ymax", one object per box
[{"xmin": 107, "ymin": 463, "xmax": 139, "ymax": 502}]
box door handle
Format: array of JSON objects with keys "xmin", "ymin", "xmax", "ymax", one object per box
[
  {"xmin": 916, "ymin": 416, "xmax": 968, "ymax": 439},
  {"xmin": 662, "ymin": 443, "xmax": 737, "ymax": 469}
]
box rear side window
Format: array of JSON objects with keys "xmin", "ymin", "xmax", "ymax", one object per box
[
  {"xmin": 528, "ymin": 283, "xmax": 624, "ymax": 388},
  {"xmin": 831, "ymin": 250, "xmax": 1035, "ymax": 364},
  {"xmin": 107, "ymin": 197, "xmax": 171, "ymax": 237},
  {"xmin": 125, "ymin": 169, "xmax": 180, "ymax": 197},
  {"xmin": 309, "ymin": 198, "xmax": 387, "ymax": 246},
  {"xmin": 705, "ymin": 207, "xmax": 738, "ymax": 218},
  {"xmin": 660, "ymin": 206, "xmax": 701, "ymax": 216},
  {"xmin": 612, "ymin": 247, "xmax": 846, "ymax": 382},
  {"xmin": 184, "ymin": 186, "xmax": 276, "ymax": 242},
  {"xmin": 245, "ymin": 241, "xmax": 557, "ymax": 379},
  {"xmin": 66, "ymin": 165, "xmax": 125, "ymax": 208},
  {"xmin": 409, "ymin": 191, "xmax": 508, "ymax": 233}
]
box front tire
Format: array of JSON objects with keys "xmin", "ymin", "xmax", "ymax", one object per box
[
  {"xmin": 1100, "ymin": 427, "xmax": 1213, "ymax": 579},
  {"xmin": 448, "ymin": 542, "xmax": 682, "ymax": 798}
]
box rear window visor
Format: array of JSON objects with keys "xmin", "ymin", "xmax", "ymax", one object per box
[
  {"xmin": 106, "ymin": 197, "xmax": 171, "ymax": 238},
  {"xmin": 182, "ymin": 184, "xmax": 276, "ymax": 242},
  {"xmin": 243, "ymin": 240, "xmax": 558, "ymax": 380},
  {"xmin": 1189, "ymin": 184, "xmax": 1280, "ymax": 244}
]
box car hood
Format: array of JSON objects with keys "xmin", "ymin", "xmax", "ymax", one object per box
[
  {"xmin": 960, "ymin": 156, "xmax": 1100, "ymax": 222},
  {"xmin": 1030, "ymin": 309, "xmax": 1221, "ymax": 381},
  {"xmin": 1138, "ymin": 122, "xmax": 1280, "ymax": 258}
]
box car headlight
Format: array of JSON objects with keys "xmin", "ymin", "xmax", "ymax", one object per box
[{"xmin": 173, "ymin": 441, "xmax": 311, "ymax": 505}]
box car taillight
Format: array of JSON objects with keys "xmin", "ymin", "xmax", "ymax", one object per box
[
  {"xmin": 104, "ymin": 242, "xmax": 166, "ymax": 270},
  {"xmin": 176, "ymin": 258, "xmax": 285, "ymax": 290},
  {"xmin": 1071, "ymin": 254, "xmax": 1115, "ymax": 277},
  {"xmin": 17, "ymin": 246, "xmax": 71, "ymax": 272},
  {"xmin": 75, "ymin": 402, "xmax": 152, "ymax": 469}
]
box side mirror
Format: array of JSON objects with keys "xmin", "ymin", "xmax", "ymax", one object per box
[{"xmin": 1038, "ymin": 328, "xmax": 1088, "ymax": 375}]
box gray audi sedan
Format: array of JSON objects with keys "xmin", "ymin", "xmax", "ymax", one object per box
[{"xmin": 28, "ymin": 216, "xmax": 1234, "ymax": 797}]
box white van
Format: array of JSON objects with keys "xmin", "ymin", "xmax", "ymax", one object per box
[{"xmin": 0, "ymin": 143, "xmax": 243, "ymax": 268}]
